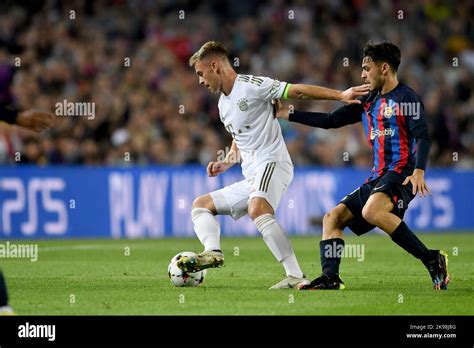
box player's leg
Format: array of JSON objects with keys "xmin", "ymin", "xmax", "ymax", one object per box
[
  {"xmin": 361, "ymin": 192, "xmax": 400, "ymax": 232},
  {"xmin": 178, "ymin": 181, "xmax": 250, "ymax": 272},
  {"xmin": 0, "ymin": 270, "xmax": 14, "ymax": 315},
  {"xmin": 319, "ymin": 203, "xmax": 355, "ymax": 280},
  {"xmin": 299, "ymin": 204, "xmax": 356, "ymax": 290},
  {"xmin": 248, "ymin": 162, "xmax": 307, "ymax": 289},
  {"xmin": 249, "ymin": 197, "xmax": 304, "ymax": 282},
  {"xmin": 178, "ymin": 193, "xmax": 224, "ymax": 271},
  {"xmin": 191, "ymin": 194, "xmax": 221, "ymax": 252},
  {"xmin": 361, "ymin": 181, "xmax": 449, "ymax": 289},
  {"xmin": 299, "ymin": 184, "xmax": 374, "ymax": 290}
]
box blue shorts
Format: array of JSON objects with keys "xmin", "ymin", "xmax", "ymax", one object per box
[{"xmin": 340, "ymin": 171, "xmax": 416, "ymax": 236}]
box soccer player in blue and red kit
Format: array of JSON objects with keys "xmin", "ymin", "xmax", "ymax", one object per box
[{"xmin": 276, "ymin": 42, "xmax": 449, "ymax": 290}]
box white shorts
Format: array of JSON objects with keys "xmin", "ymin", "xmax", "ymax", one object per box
[{"xmin": 210, "ymin": 161, "xmax": 293, "ymax": 220}]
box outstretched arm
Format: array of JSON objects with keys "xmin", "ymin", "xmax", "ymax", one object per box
[
  {"xmin": 1, "ymin": 102, "xmax": 54, "ymax": 132},
  {"xmin": 284, "ymin": 83, "xmax": 370, "ymax": 104},
  {"xmin": 275, "ymin": 101, "xmax": 362, "ymax": 129}
]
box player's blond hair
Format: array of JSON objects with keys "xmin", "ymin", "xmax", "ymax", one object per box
[{"xmin": 189, "ymin": 41, "xmax": 229, "ymax": 67}]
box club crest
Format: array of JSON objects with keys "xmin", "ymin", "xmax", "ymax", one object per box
[{"xmin": 238, "ymin": 98, "xmax": 249, "ymax": 111}]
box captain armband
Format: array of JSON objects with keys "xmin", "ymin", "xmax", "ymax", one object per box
[{"xmin": 282, "ymin": 83, "xmax": 292, "ymax": 100}]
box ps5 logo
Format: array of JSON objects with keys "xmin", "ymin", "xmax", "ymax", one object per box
[{"xmin": 0, "ymin": 178, "xmax": 67, "ymax": 236}]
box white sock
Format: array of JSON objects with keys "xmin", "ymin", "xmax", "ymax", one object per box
[
  {"xmin": 254, "ymin": 213, "xmax": 304, "ymax": 278},
  {"xmin": 191, "ymin": 208, "xmax": 221, "ymax": 252}
]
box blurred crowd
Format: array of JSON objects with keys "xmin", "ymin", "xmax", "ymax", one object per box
[{"xmin": 0, "ymin": 0, "xmax": 473, "ymax": 168}]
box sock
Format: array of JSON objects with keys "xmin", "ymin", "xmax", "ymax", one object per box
[
  {"xmin": 320, "ymin": 238, "xmax": 345, "ymax": 277},
  {"xmin": 254, "ymin": 214, "xmax": 304, "ymax": 278},
  {"xmin": 191, "ymin": 208, "xmax": 221, "ymax": 252},
  {"xmin": 0, "ymin": 271, "xmax": 9, "ymax": 307},
  {"xmin": 391, "ymin": 221, "xmax": 436, "ymax": 265}
]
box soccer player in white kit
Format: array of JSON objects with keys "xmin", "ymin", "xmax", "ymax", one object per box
[{"xmin": 178, "ymin": 41, "xmax": 369, "ymax": 289}]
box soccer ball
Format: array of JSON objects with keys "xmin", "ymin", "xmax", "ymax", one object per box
[{"xmin": 168, "ymin": 252, "xmax": 207, "ymax": 287}]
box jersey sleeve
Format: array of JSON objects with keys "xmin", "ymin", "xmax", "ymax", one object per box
[
  {"xmin": 0, "ymin": 65, "xmax": 18, "ymax": 124},
  {"xmin": 249, "ymin": 76, "xmax": 288, "ymax": 101},
  {"xmin": 289, "ymin": 104, "xmax": 362, "ymax": 129},
  {"xmin": 402, "ymin": 91, "xmax": 429, "ymax": 140},
  {"xmin": 0, "ymin": 102, "xmax": 19, "ymax": 124},
  {"xmin": 402, "ymin": 90, "xmax": 432, "ymax": 170}
]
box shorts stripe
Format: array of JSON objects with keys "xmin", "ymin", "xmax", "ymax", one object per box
[
  {"xmin": 259, "ymin": 163, "xmax": 272, "ymax": 192},
  {"xmin": 261, "ymin": 162, "xmax": 276, "ymax": 192}
]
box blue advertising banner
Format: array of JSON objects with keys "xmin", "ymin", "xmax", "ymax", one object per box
[{"xmin": 0, "ymin": 166, "xmax": 472, "ymax": 239}]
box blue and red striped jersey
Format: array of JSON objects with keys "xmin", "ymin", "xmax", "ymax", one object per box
[
  {"xmin": 289, "ymin": 83, "xmax": 431, "ymax": 181},
  {"xmin": 360, "ymin": 83, "xmax": 429, "ymax": 180}
]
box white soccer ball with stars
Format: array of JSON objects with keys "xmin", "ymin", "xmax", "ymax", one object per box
[{"xmin": 168, "ymin": 251, "xmax": 207, "ymax": 287}]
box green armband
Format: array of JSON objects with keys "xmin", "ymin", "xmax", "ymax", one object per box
[{"xmin": 282, "ymin": 83, "xmax": 291, "ymax": 100}]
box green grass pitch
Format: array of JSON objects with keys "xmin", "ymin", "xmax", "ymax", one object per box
[{"xmin": 2, "ymin": 233, "xmax": 473, "ymax": 315}]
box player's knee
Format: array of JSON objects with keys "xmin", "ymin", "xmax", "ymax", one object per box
[
  {"xmin": 248, "ymin": 199, "xmax": 273, "ymax": 220},
  {"xmin": 248, "ymin": 204, "xmax": 263, "ymax": 220},
  {"xmin": 192, "ymin": 195, "xmax": 215, "ymax": 213},
  {"xmin": 323, "ymin": 211, "xmax": 341, "ymax": 229},
  {"xmin": 361, "ymin": 205, "xmax": 379, "ymax": 225},
  {"xmin": 192, "ymin": 195, "xmax": 206, "ymax": 209}
]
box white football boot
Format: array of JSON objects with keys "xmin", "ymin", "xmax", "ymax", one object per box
[{"xmin": 269, "ymin": 275, "xmax": 310, "ymax": 290}]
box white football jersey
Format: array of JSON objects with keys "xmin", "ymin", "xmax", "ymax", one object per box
[{"xmin": 218, "ymin": 74, "xmax": 293, "ymax": 178}]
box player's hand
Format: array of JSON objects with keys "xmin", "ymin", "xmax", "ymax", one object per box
[
  {"xmin": 272, "ymin": 99, "xmax": 289, "ymax": 119},
  {"xmin": 16, "ymin": 110, "xmax": 55, "ymax": 132},
  {"xmin": 403, "ymin": 169, "xmax": 431, "ymax": 197},
  {"xmin": 340, "ymin": 84, "xmax": 370, "ymax": 104},
  {"xmin": 207, "ymin": 161, "xmax": 232, "ymax": 177}
]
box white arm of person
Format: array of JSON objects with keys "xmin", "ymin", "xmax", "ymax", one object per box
[
  {"xmin": 283, "ymin": 83, "xmax": 370, "ymax": 104},
  {"xmin": 207, "ymin": 140, "xmax": 240, "ymax": 177}
]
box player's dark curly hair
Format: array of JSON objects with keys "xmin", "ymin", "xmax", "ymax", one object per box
[{"xmin": 363, "ymin": 41, "xmax": 401, "ymax": 72}]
